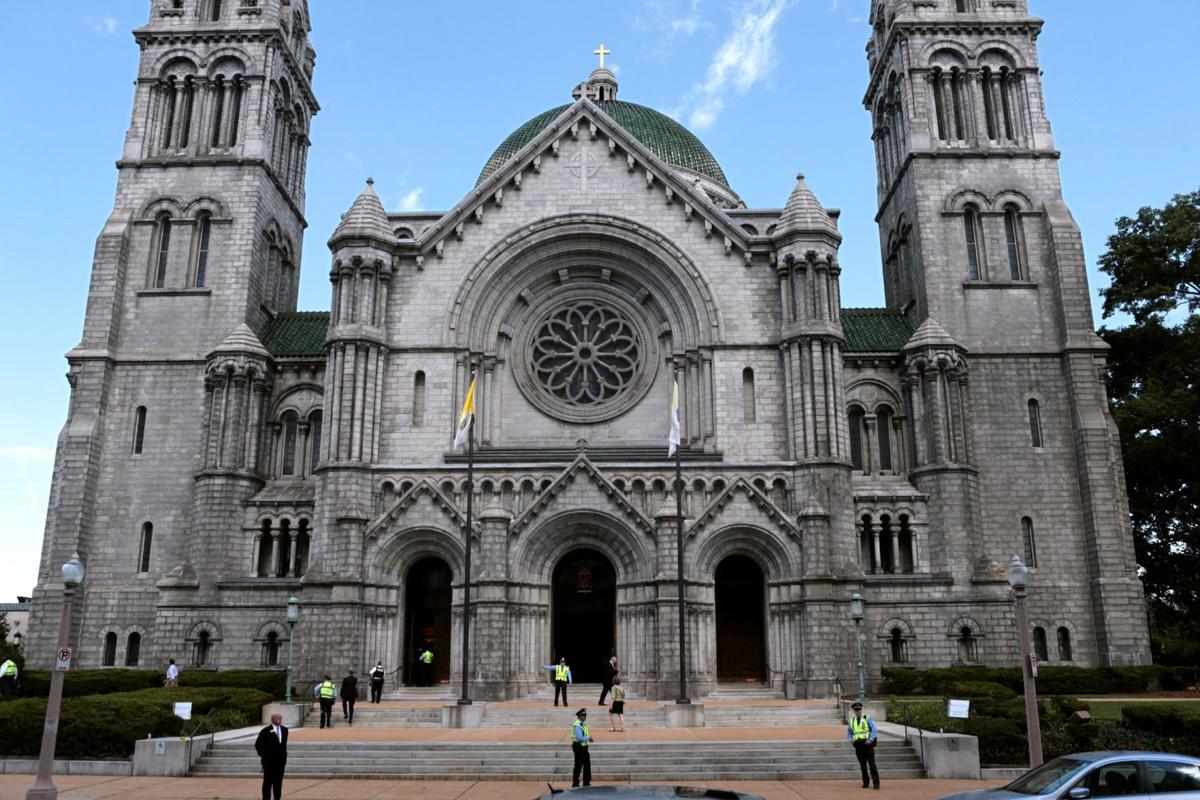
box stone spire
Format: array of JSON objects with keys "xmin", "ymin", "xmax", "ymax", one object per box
[
  {"xmin": 773, "ymin": 172, "xmax": 840, "ymax": 240},
  {"xmin": 330, "ymin": 178, "xmax": 392, "ymax": 245}
]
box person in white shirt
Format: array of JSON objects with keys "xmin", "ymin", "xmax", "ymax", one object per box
[{"xmin": 164, "ymin": 659, "xmax": 179, "ymax": 687}]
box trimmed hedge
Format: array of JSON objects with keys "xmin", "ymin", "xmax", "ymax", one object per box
[
  {"xmin": 1121, "ymin": 704, "xmax": 1200, "ymax": 734},
  {"xmin": 883, "ymin": 665, "xmax": 1199, "ymax": 696},
  {"xmin": 18, "ymin": 669, "xmax": 286, "ymax": 700},
  {"xmin": 947, "ymin": 680, "xmax": 1018, "ymax": 699},
  {"xmin": 0, "ymin": 687, "xmax": 270, "ymax": 759}
]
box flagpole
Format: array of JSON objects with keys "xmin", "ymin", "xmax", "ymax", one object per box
[
  {"xmin": 458, "ymin": 390, "xmax": 475, "ymax": 706},
  {"xmin": 673, "ymin": 358, "xmax": 690, "ymax": 704}
]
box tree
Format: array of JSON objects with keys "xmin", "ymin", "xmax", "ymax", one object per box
[{"xmin": 1099, "ymin": 189, "xmax": 1200, "ymax": 664}]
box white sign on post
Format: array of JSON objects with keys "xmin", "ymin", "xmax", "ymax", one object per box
[
  {"xmin": 54, "ymin": 647, "xmax": 72, "ymax": 671},
  {"xmin": 1030, "ymin": 654, "xmax": 1039, "ymax": 678},
  {"xmin": 947, "ymin": 698, "xmax": 971, "ymax": 719},
  {"xmin": 173, "ymin": 702, "xmax": 193, "ymax": 720}
]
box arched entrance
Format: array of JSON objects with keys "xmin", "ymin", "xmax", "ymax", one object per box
[
  {"xmin": 403, "ymin": 557, "xmax": 452, "ymax": 685},
  {"xmin": 552, "ymin": 548, "xmax": 616, "ymax": 684},
  {"xmin": 715, "ymin": 555, "xmax": 766, "ymax": 682}
]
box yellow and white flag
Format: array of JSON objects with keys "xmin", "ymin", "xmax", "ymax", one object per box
[
  {"xmin": 454, "ymin": 373, "xmax": 477, "ymax": 450},
  {"xmin": 668, "ymin": 376, "xmax": 681, "ymax": 457}
]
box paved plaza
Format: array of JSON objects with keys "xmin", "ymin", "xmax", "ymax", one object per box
[{"xmin": 0, "ymin": 776, "xmax": 1003, "ymax": 800}]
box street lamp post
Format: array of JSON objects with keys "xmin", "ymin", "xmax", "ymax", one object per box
[
  {"xmin": 850, "ymin": 592, "xmax": 866, "ymax": 703},
  {"xmin": 1007, "ymin": 555, "xmax": 1043, "ymax": 768},
  {"xmin": 285, "ymin": 596, "xmax": 300, "ymax": 705},
  {"xmin": 26, "ymin": 553, "xmax": 86, "ymax": 800}
]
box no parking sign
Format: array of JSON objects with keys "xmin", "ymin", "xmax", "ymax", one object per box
[{"xmin": 55, "ymin": 647, "xmax": 72, "ymax": 671}]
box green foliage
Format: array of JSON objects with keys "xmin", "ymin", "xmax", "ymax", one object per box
[
  {"xmin": 947, "ymin": 681, "xmax": 1018, "ymax": 699},
  {"xmin": 882, "ymin": 665, "xmax": 1198, "ymax": 697},
  {"xmin": 0, "ymin": 687, "xmax": 270, "ymax": 759},
  {"xmin": 1121, "ymin": 703, "xmax": 1200, "ymax": 734},
  {"xmin": 17, "ymin": 668, "xmax": 286, "ymax": 700}
]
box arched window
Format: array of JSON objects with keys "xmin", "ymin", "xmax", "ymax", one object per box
[
  {"xmin": 281, "ymin": 412, "xmax": 298, "ymax": 475},
  {"xmin": 889, "ymin": 627, "xmax": 908, "ymax": 664},
  {"xmin": 1022, "ymin": 516, "xmax": 1038, "ymax": 568},
  {"xmin": 263, "ymin": 631, "xmax": 280, "ymax": 667},
  {"xmin": 138, "ymin": 522, "xmax": 153, "ymax": 573},
  {"xmin": 153, "ymin": 214, "xmax": 172, "ymax": 288},
  {"xmin": 957, "ymin": 626, "xmax": 978, "ymax": 663},
  {"xmin": 276, "ymin": 519, "xmax": 291, "ymax": 578},
  {"xmin": 742, "ymin": 368, "xmax": 756, "ymax": 424},
  {"xmin": 877, "ymin": 407, "xmax": 894, "ymax": 472},
  {"xmin": 413, "ymin": 371, "xmax": 426, "ymax": 427},
  {"xmin": 1057, "ymin": 627, "xmax": 1073, "ymax": 661},
  {"xmin": 1033, "ymin": 626, "xmax": 1049, "ymax": 663},
  {"xmin": 1028, "ymin": 399, "xmax": 1043, "ymax": 448},
  {"xmin": 1004, "ymin": 206, "xmax": 1024, "ymax": 280},
  {"xmin": 848, "ymin": 407, "xmax": 866, "ymax": 471},
  {"xmin": 102, "ymin": 632, "xmax": 117, "ymax": 666},
  {"xmin": 931, "ymin": 70, "xmax": 947, "ymax": 141},
  {"xmin": 193, "ymin": 630, "xmax": 212, "ymax": 666},
  {"xmin": 133, "ymin": 406, "xmax": 148, "ymax": 454},
  {"xmin": 161, "ymin": 77, "xmax": 178, "ymax": 149},
  {"xmin": 125, "ymin": 632, "xmax": 141, "ymax": 666},
  {"xmin": 178, "ymin": 76, "xmax": 195, "ymax": 148},
  {"xmin": 963, "ymin": 205, "xmax": 982, "ymax": 280},
  {"xmin": 210, "ymin": 0, "xmax": 222, "ymax": 20},
  {"xmin": 949, "ymin": 69, "xmax": 966, "ymax": 140},
  {"xmin": 898, "ymin": 515, "xmax": 915, "ymax": 573},
  {"xmin": 257, "ymin": 519, "xmax": 273, "ymax": 577},
  {"xmin": 294, "ymin": 519, "xmax": 310, "ymax": 577},
  {"xmin": 999, "ymin": 69, "xmax": 1015, "ymax": 141},
  {"xmin": 193, "ymin": 214, "xmax": 212, "ymax": 287},
  {"xmin": 308, "ymin": 411, "xmax": 323, "ymax": 471}
]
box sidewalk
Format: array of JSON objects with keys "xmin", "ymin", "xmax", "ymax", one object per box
[{"xmin": 0, "ymin": 775, "xmax": 1003, "ymax": 800}]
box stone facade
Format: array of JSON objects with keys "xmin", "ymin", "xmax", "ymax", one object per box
[{"xmin": 27, "ymin": 0, "xmax": 1151, "ymax": 699}]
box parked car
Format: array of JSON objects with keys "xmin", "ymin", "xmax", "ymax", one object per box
[
  {"xmin": 937, "ymin": 752, "xmax": 1200, "ymax": 800},
  {"xmin": 535, "ymin": 786, "xmax": 764, "ymax": 800}
]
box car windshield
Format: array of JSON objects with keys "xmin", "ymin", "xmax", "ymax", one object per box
[{"xmin": 1006, "ymin": 758, "xmax": 1089, "ymax": 795}]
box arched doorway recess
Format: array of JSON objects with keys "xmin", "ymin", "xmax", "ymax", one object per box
[
  {"xmin": 552, "ymin": 548, "xmax": 617, "ymax": 683},
  {"xmin": 715, "ymin": 554, "xmax": 766, "ymax": 682},
  {"xmin": 403, "ymin": 556, "xmax": 452, "ymax": 685}
]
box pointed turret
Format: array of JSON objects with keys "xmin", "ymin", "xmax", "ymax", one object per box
[
  {"xmin": 209, "ymin": 323, "xmax": 271, "ymax": 359},
  {"xmin": 329, "ymin": 178, "xmax": 393, "ymax": 247},
  {"xmin": 903, "ymin": 317, "xmax": 962, "ymax": 353},
  {"xmin": 773, "ymin": 173, "xmax": 841, "ymax": 241}
]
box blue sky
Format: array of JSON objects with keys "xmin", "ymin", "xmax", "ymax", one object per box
[{"xmin": 0, "ymin": 0, "xmax": 1197, "ymax": 599}]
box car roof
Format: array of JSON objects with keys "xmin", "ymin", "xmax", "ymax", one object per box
[{"xmin": 1068, "ymin": 752, "xmax": 1200, "ymax": 764}]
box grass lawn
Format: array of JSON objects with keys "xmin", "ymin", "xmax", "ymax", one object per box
[{"xmin": 1082, "ymin": 699, "xmax": 1200, "ymax": 721}]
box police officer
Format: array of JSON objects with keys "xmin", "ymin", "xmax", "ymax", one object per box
[
  {"xmin": 551, "ymin": 657, "xmax": 571, "ymax": 706},
  {"xmin": 317, "ymin": 673, "xmax": 337, "ymax": 728},
  {"xmin": 419, "ymin": 647, "xmax": 434, "ymax": 687},
  {"xmin": 571, "ymin": 708, "xmax": 593, "ymax": 788},
  {"xmin": 0, "ymin": 657, "xmax": 17, "ymax": 700},
  {"xmin": 369, "ymin": 660, "xmax": 385, "ymax": 703},
  {"xmin": 847, "ymin": 701, "xmax": 880, "ymax": 789}
]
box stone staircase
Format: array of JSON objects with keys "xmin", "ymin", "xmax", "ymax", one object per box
[{"xmin": 193, "ymin": 739, "xmax": 925, "ymax": 781}]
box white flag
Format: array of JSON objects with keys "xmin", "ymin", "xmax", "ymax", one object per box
[{"xmin": 668, "ymin": 377, "xmax": 681, "ymax": 457}]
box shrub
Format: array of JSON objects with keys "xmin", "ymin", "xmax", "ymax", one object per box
[
  {"xmin": 18, "ymin": 668, "xmax": 286, "ymax": 700},
  {"xmin": 0, "ymin": 687, "xmax": 270, "ymax": 759},
  {"xmin": 948, "ymin": 680, "xmax": 1018, "ymax": 699},
  {"xmin": 1121, "ymin": 703, "xmax": 1200, "ymax": 735},
  {"xmin": 883, "ymin": 665, "xmax": 1200, "ymax": 697}
]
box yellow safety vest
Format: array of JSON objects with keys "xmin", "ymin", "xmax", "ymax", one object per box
[
  {"xmin": 850, "ymin": 715, "xmax": 872, "ymax": 741},
  {"xmin": 555, "ymin": 664, "xmax": 569, "ymax": 682},
  {"xmin": 319, "ymin": 680, "xmax": 335, "ymax": 699},
  {"xmin": 573, "ymin": 720, "xmax": 590, "ymax": 747},
  {"xmin": 1, "ymin": 660, "xmax": 15, "ymax": 677},
  {"xmin": 421, "ymin": 651, "xmax": 433, "ymax": 664}
]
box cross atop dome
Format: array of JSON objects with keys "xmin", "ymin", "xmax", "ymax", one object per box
[{"xmin": 573, "ymin": 44, "xmax": 619, "ymax": 103}]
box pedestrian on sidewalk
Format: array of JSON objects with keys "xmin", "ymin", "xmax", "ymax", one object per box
[
  {"xmin": 571, "ymin": 707, "xmax": 593, "ymax": 787},
  {"xmin": 608, "ymin": 676, "xmax": 625, "ymax": 732},
  {"xmin": 254, "ymin": 711, "xmax": 288, "ymax": 800},
  {"xmin": 847, "ymin": 700, "xmax": 880, "ymax": 790},
  {"xmin": 341, "ymin": 669, "xmax": 358, "ymax": 724},
  {"xmin": 598, "ymin": 655, "xmax": 618, "ymax": 705},
  {"xmin": 317, "ymin": 673, "xmax": 337, "ymax": 728},
  {"xmin": 163, "ymin": 658, "xmax": 179, "ymax": 688},
  {"xmin": 543, "ymin": 657, "xmax": 572, "ymax": 706},
  {"xmin": 369, "ymin": 660, "xmax": 385, "ymax": 703}
]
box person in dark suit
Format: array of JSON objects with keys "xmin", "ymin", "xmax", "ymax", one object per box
[
  {"xmin": 598, "ymin": 655, "xmax": 618, "ymax": 705},
  {"xmin": 255, "ymin": 711, "xmax": 288, "ymax": 800},
  {"xmin": 341, "ymin": 669, "xmax": 358, "ymax": 724}
]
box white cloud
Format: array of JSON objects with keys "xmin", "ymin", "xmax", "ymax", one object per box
[
  {"xmin": 397, "ymin": 188, "xmax": 425, "ymax": 212},
  {"xmin": 87, "ymin": 16, "xmax": 118, "ymax": 34},
  {"xmin": 828, "ymin": 0, "xmax": 840, "ymax": 11},
  {"xmin": 671, "ymin": 0, "xmax": 706, "ymax": 36},
  {"xmin": 678, "ymin": 0, "xmax": 788, "ymax": 130},
  {"xmin": 104, "ymin": 16, "xmax": 117, "ymax": 33},
  {"xmin": 634, "ymin": 0, "xmax": 710, "ymax": 60}
]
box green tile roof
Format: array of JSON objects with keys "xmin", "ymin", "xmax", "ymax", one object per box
[
  {"xmin": 841, "ymin": 308, "xmax": 914, "ymax": 353},
  {"xmin": 259, "ymin": 311, "xmax": 328, "ymax": 358},
  {"xmin": 477, "ymin": 101, "xmax": 730, "ymax": 188}
]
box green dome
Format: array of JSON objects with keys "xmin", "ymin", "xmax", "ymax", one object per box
[{"xmin": 477, "ymin": 100, "xmax": 730, "ymax": 189}]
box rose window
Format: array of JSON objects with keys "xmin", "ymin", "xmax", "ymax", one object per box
[{"xmin": 531, "ymin": 301, "xmax": 643, "ymax": 407}]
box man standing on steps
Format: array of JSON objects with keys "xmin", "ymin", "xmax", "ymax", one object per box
[
  {"xmin": 847, "ymin": 701, "xmax": 880, "ymax": 790},
  {"xmin": 571, "ymin": 707, "xmax": 593, "ymax": 787},
  {"xmin": 255, "ymin": 711, "xmax": 288, "ymax": 800},
  {"xmin": 317, "ymin": 673, "xmax": 337, "ymax": 728},
  {"xmin": 369, "ymin": 660, "xmax": 385, "ymax": 702},
  {"xmin": 419, "ymin": 646, "xmax": 434, "ymax": 686},
  {"xmin": 598, "ymin": 655, "xmax": 618, "ymax": 706},
  {"xmin": 341, "ymin": 669, "xmax": 358, "ymax": 725},
  {"xmin": 545, "ymin": 657, "xmax": 572, "ymax": 706}
]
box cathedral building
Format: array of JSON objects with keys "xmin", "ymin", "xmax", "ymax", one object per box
[{"xmin": 28, "ymin": 0, "xmax": 1151, "ymax": 699}]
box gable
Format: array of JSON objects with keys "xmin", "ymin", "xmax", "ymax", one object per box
[
  {"xmin": 366, "ymin": 480, "xmax": 466, "ymax": 538},
  {"xmin": 510, "ymin": 456, "xmax": 655, "ymax": 536},
  {"xmin": 687, "ymin": 478, "xmax": 799, "ymax": 539}
]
